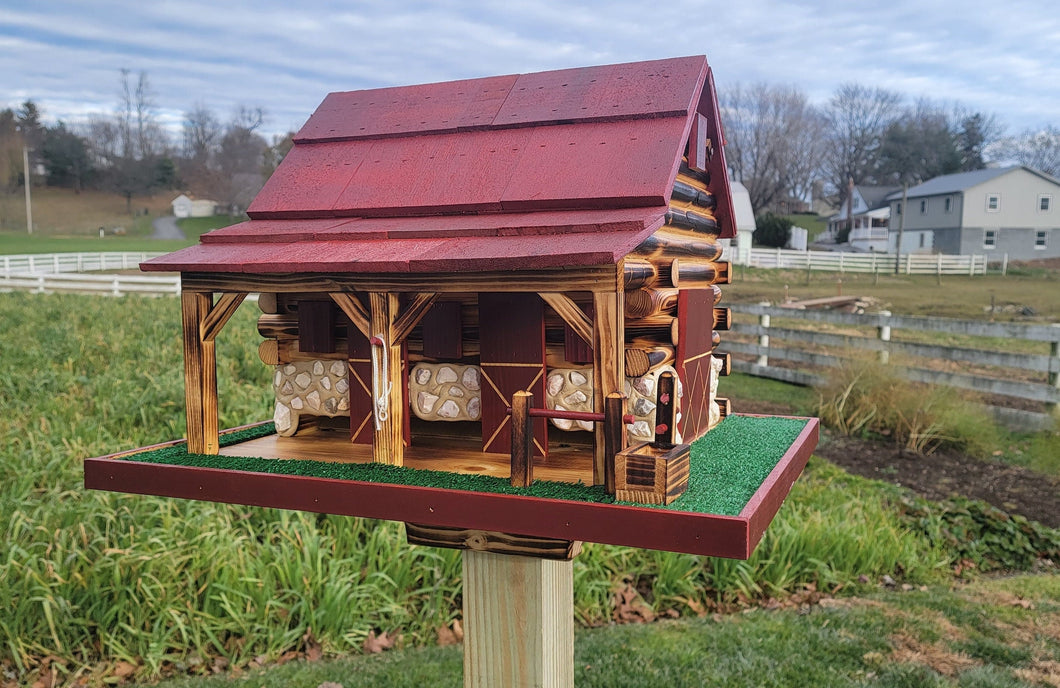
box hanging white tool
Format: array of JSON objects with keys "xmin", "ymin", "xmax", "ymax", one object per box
[{"xmin": 369, "ymin": 335, "xmax": 392, "ymax": 431}]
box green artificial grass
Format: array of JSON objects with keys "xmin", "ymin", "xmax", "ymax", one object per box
[{"xmin": 125, "ymin": 415, "xmax": 810, "ymax": 517}]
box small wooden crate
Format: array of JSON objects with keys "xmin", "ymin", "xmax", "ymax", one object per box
[{"xmin": 614, "ymin": 441, "xmax": 691, "ymax": 505}]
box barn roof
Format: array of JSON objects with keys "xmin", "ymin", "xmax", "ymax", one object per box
[{"xmin": 144, "ymin": 56, "xmax": 731, "ymax": 275}]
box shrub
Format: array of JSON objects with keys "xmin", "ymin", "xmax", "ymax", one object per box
[
  {"xmin": 752, "ymin": 212, "xmax": 792, "ymax": 248},
  {"xmin": 816, "ymin": 360, "xmax": 999, "ymax": 458},
  {"xmin": 898, "ymin": 495, "xmax": 1060, "ymax": 571}
]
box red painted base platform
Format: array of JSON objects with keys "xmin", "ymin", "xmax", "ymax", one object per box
[{"xmin": 84, "ymin": 416, "xmax": 818, "ymax": 560}]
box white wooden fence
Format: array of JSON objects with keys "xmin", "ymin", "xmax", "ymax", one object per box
[
  {"xmin": 0, "ymin": 252, "xmax": 164, "ymax": 275},
  {"xmin": 726, "ymin": 303, "xmax": 1060, "ymax": 429},
  {"xmin": 746, "ymin": 248, "xmax": 989, "ymax": 275},
  {"xmin": 0, "ymin": 252, "xmax": 179, "ymax": 296}
]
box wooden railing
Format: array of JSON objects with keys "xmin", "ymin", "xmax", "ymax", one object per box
[
  {"xmin": 746, "ymin": 248, "xmax": 989, "ymax": 275},
  {"xmin": 726, "ymin": 302, "xmax": 1060, "ymax": 429}
]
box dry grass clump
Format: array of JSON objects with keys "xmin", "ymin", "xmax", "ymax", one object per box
[{"xmin": 817, "ymin": 359, "xmax": 1000, "ymax": 457}]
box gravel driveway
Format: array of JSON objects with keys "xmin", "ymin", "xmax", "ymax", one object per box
[{"xmin": 151, "ymin": 215, "xmax": 185, "ymax": 240}]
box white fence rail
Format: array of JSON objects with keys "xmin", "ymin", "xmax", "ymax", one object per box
[
  {"xmin": 0, "ymin": 272, "xmax": 181, "ymax": 296},
  {"xmin": 727, "ymin": 303, "xmax": 1060, "ymax": 430},
  {"xmin": 0, "ymin": 252, "xmax": 178, "ymax": 296},
  {"xmin": 0, "ymin": 251, "xmax": 165, "ymax": 275},
  {"xmin": 747, "ymin": 248, "xmax": 989, "ymax": 275}
]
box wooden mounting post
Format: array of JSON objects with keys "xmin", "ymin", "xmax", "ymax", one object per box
[
  {"xmin": 404, "ymin": 526, "xmax": 579, "ymax": 687},
  {"xmin": 463, "ymin": 550, "xmax": 574, "ymax": 688}
]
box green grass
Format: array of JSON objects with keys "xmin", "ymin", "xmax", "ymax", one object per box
[
  {"xmin": 144, "ymin": 573, "xmax": 1060, "ymax": 688},
  {"xmin": 1, "ymin": 292, "xmax": 1056, "ymax": 687},
  {"xmin": 176, "ymin": 215, "xmax": 242, "ymax": 241},
  {"xmin": 728, "ymin": 267, "xmax": 1060, "ymax": 322},
  {"xmin": 785, "ymin": 212, "xmax": 828, "ymax": 242},
  {"xmin": 0, "ymin": 231, "xmax": 193, "ymax": 254},
  {"xmin": 724, "ymin": 371, "xmax": 817, "ymax": 414}
]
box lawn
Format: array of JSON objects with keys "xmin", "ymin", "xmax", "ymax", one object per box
[
  {"xmin": 1, "ymin": 294, "xmax": 1057, "ymax": 687},
  {"xmin": 146, "ymin": 574, "xmax": 1060, "ymax": 688},
  {"xmin": 727, "ymin": 266, "xmax": 1060, "ymax": 321}
]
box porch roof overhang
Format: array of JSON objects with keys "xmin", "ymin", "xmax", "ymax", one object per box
[{"xmin": 141, "ymin": 206, "xmax": 666, "ymax": 274}]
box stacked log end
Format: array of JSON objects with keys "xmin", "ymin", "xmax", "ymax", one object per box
[{"xmin": 623, "ymin": 162, "xmax": 732, "ymax": 430}]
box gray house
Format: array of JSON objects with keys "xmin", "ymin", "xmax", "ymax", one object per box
[{"xmin": 886, "ymin": 166, "xmax": 1060, "ymax": 260}]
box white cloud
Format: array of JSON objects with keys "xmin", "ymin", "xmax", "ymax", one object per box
[{"xmin": 1, "ymin": 0, "xmax": 1057, "ymax": 140}]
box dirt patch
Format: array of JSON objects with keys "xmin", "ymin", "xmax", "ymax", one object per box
[
  {"xmin": 889, "ymin": 632, "xmax": 979, "ymax": 676},
  {"xmin": 735, "ymin": 399, "xmax": 1060, "ymax": 529},
  {"xmin": 815, "ymin": 432, "xmax": 1060, "ymax": 529}
]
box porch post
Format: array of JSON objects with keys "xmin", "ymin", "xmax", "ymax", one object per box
[
  {"xmin": 369, "ymin": 292, "xmax": 404, "ymax": 465},
  {"xmin": 592, "ymin": 281, "xmax": 625, "ymax": 488}
]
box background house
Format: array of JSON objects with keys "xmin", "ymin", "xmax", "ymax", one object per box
[
  {"xmin": 886, "ymin": 166, "xmax": 1060, "ymax": 259},
  {"xmin": 825, "ymin": 185, "xmax": 899, "ymax": 251},
  {"xmin": 171, "ymin": 194, "xmax": 218, "ymax": 218},
  {"xmin": 727, "ymin": 179, "xmax": 756, "ymax": 265}
]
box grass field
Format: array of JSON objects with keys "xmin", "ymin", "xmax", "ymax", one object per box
[
  {"xmin": 728, "ymin": 266, "xmax": 1060, "ymax": 321},
  {"xmin": 785, "ymin": 212, "xmax": 828, "ymax": 242},
  {"xmin": 148, "ymin": 574, "xmax": 1060, "ymax": 688},
  {"xmin": 0, "ymin": 187, "xmax": 173, "ymax": 237},
  {"xmin": 1, "ymin": 292, "xmax": 1057, "ymax": 687}
]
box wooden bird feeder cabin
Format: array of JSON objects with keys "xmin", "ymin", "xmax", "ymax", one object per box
[{"xmin": 86, "ymin": 56, "xmax": 818, "ymax": 561}]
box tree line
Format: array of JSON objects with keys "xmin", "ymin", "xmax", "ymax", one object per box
[
  {"xmin": 3, "ymin": 71, "xmax": 1058, "ymax": 222},
  {"xmin": 0, "ymin": 70, "xmax": 293, "ymax": 216},
  {"xmin": 721, "ymin": 81, "xmax": 1059, "ymax": 216}
]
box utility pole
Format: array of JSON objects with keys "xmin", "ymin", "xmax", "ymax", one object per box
[
  {"xmin": 893, "ymin": 184, "xmax": 907, "ymax": 274},
  {"xmin": 23, "ymin": 145, "xmax": 33, "ymax": 235},
  {"xmin": 845, "ymin": 177, "xmax": 853, "ymax": 244}
]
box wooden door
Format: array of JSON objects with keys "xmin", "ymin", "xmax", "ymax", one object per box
[
  {"xmin": 347, "ymin": 324, "xmax": 374, "ymax": 444},
  {"xmin": 676, "ymin": 289, "xmax": 716, "ymax": 443},
  {"xmin": 479, "ymin": 293, "xmax": 548, "ymax": 457}
]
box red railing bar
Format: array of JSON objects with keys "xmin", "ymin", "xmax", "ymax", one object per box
[{"xmin": 506, "ymin": 407, "xmax": 635, "ymax": 424}]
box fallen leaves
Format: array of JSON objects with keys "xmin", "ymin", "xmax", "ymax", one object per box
[
  {"xmin": 612, "ymin": 582, "xmax": 655, "ymax": 624},
  {"xmin": 436, "ymin": 620, "xmax": 464, "ymax": 646},
  {"xmin": 362, "ymin": 630, "xmax": 400, "ymax": 654}
]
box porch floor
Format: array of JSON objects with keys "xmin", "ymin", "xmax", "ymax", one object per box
[{"xmin": 220, "ymin": 426, "xmax": 596, "ymax": 485}]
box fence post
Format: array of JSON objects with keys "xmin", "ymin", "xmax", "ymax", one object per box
[
  {"xmin": 775, "ymin": 246, "xmax": 781, "ymax": 268},
  {"xmin": 756, "ymin": 302, "xmax": 770, "ymax": 368},
  {"xmin": 968, "ymin": 255, "xmax": 975, "ymax": 276},
  {"xmin": 839, "ymin": 252, "xmax": 845, "ymax": 273},
  {"xmin": 36, "ymin": 275, "xmax": 45, "ymax": 293},
  {"xmin": 1002, "ymin": 253, "xmax": 1008, "ymax": 276},
  {"xmin": 877, "ymin": 310, "xmax": 892, "ymax": 364},
  {"xmin": 1049, "ymin": 327, "xmax": 1060, "ymax": 422},
  {"xmin": 112, "ymin": 276, "xmax": 121, "ymax": 297},
  {"xmin": 905, "ymin": 253, "xmax": 912, "ymax": 275}
]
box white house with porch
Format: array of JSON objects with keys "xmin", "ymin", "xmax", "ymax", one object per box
[{"xmin": 826, "ymin": 185, "xmax": 900, "ymax": 251}]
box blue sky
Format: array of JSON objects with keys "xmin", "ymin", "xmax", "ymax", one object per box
[{"xmin": 2, "ymin": 0, "xmax": 1057, "ymax": 140}]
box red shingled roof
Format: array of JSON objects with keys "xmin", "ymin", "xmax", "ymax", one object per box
[{"xmin": 143, "ymin": 56, "xmax": 731, "ymax": 275}]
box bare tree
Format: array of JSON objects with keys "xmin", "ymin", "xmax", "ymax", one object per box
[
  {"xmin": 990, "ymin": 126, "xmax": 1060, "ymax": 177},
  {"xmin": 720, "ymin": 83, "xmax": 825, "ymax": 214},
  {"xmin": 822, "ymin": 83, "xmax": 902, "ymax": 205},
  {"xmin": 182, "ymin": 103, "xmax": 222, "ymax": 161},
  {"xmin": 117, "ymin": 69, "xmax": 168, "ymax": 160},
  {"xmin": 215, "ymin": 106, "xmax": 270, "ymax": 213}
]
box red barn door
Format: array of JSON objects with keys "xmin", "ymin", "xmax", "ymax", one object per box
[{"xmin": 479, "ymin": 293, "xmax": 548, "ymax": 458}]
